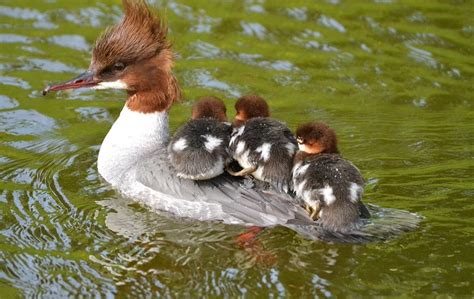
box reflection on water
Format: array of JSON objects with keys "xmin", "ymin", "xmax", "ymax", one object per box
[
  {"xmin": 0, "ymin": 0, "xmax": 473, "ymax": 297},
  {"xmin": 0, "ymin": 95, "xmax": 18, "ymax": 109},
  {"xmin": 49, "ymin": 34, "xmax": 90, "ymax": 51},
  {"xmin": 0, "ymin": 110, "xmax": 56, "ymax": 136},
  {"xmin": 0, "ymin": 76, "xmax": 31, "ymax": 89}
]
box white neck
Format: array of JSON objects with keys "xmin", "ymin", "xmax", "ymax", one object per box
[{"xmin": 97, "ymin": 106, "xmax": 169, "ymax": 185}]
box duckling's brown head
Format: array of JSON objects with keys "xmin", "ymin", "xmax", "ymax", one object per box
[
  {"xmin": 233, "ymin": 95, "xmax": 269, "ymax": 126},
  {"xmin": 191, "ymin": 96, "xmax": 227, "ymax": 122},
  {"xmin": 43, "ymin": 0, "xmax": 181, "ymax": 113},
  {"xmin": 296, "ymin": 122, "xmax": 339, "ymax": 154}
]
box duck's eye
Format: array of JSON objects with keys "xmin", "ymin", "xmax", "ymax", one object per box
[
  {"xmin": 113, "ymin": 62, "xmax": 125, "ymax": 71},
  {"xmin": 297, "ymin": 137, "xmax": 304, "ymax": 144}
]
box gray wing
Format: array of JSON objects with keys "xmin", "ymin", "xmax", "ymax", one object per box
[{"xmin": 136, "ymin": 150, "xmax": 315, "ymax": 228}]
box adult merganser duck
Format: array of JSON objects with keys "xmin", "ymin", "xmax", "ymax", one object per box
[
  {"xmin": 168, "ymin": 96, "xmax": 231, "ymax": 180},
  {"xmin": 228, "ymin": 95, "xmax": 298, "ymax": 192},
  {"xmin": 42, "ymin": 0, "xmax": 421, "ymax": 242},
  {"xmin": 42, "ymin": 0, "xmax": 321, "ymax": 238},
  {"xmin": 293, "ymin": 122, "xmax": 370, "ymax": 233}
]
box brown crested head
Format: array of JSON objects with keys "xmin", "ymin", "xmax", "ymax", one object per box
[
  {"xmin": 191, "ymin": 96, "xmax": 227, "ymax": 122},
  {"xmin": 295, "ymin": 122, "xmax": 339, "ymax": 154},
  {"xmin": 43, "ymin": 0, "xmax": 180, "ymax": 113},
  {"xmin": 92, "ymin": 0, "xmax": 169, "ymax": 71},
  {"xmin": 234, "ymin": 95, "xmax": 270, "ymax": 125},
  {"xmin": 94, "ymin": 0, "xmax": 181, "ymax": 112}
]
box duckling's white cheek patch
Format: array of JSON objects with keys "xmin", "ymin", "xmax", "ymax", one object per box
[
  {"xmin": 92, "ymin": 80, "xmax": 128, "ymax": 90},
  {"xmin": 320, "ymin": 185, "xmax": 336, "ymax": 205},
  {"xmin": 172, "ymin": 138, "xmax": 187, "ymax": 152},
  {"xmin": 203, "ymin": 135, "xmax": 222, "ymax": 153},
  {"xmin": 298, "ymin": 143, "xmax": 309, "ymax": 152}
]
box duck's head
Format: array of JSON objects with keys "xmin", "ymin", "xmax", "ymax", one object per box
[
  {"xmin": 191, "ymin": 96, "xmax": 227, "ymax": 122},
  {"xmin": 295, "ymin": 122, "xmax": 339, "ymax": 154},
  {"xmin": 43, "ymin": 0, "xmax": 181, "ymax": 113},
  {"xmin": 233, "ymin": 95, "xmax": 269, "ymax": 126}
]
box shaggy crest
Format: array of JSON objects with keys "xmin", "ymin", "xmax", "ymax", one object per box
[{"xmin": 93, "ymin": 0, "xmax": 170, "ymax": 69}]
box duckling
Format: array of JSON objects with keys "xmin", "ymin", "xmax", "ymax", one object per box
[
  {"xmin": 292, "ymin": 122, "xmax": 370, "ymax": 233},
  {"xmin": 168, "ymin": 96, "xmax": 231, "ymax": 180},
  {"xmin": 228, "ymin": 95, "xmax": 298, "ymax": 192}
]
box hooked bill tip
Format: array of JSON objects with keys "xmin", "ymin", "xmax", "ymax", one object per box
[{"xmin": 42, "ymin": 86, "xmax": 51, "ymax": 96}]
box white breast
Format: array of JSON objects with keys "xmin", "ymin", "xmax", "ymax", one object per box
[{"xmin": 98, "ymin": 106, "xmax": 169, "ymax": 186}]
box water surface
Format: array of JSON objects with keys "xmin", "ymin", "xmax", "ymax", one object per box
[{"xmin": 0, "ymin": 0, "xmax": 473, "ymax": 297}]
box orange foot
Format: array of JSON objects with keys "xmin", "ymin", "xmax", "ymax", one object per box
[
  {"xmin": 236, "ymin": 226, "xmax": 264, "ymax": 246},
  {"xmin": 235, "ymin": 226, "xmax": 277, "ymax": 266}
]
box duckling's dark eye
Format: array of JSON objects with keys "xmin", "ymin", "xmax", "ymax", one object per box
[{"xmin": 113, "ymin": 62, "xmax": 125, "ymax": 71}]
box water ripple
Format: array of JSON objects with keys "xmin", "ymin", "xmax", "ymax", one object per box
[
  {"xmin": 188, "ymin": 69, "xmax": 241, "ymax": 97},
  {"xmin": 317, "ymin": 15, "xmax": 346, "ymax": 33},
  {"xmin": 241, "ymin": 21, "xmax": 268, "ymax": 40},
  {"xmin": 6, "ymin": 138, "xmax": 78, "ymax": 155},
  {"xmin": 49, "ymin": 35, "xmax": 90, "ymax": 51},
  {"xmin": 405, "ymin": 43, "xmax": 438, "ymax": 68},
  {"xmin": 188, "ymin": 40, "xmax": 221, "ymax": 59},
  {"xmin": 0, "ymin": 95, "xmax": 19, "ymax": 109},
  {"xmin": 238, "ymin": 53, "xmax": 300, "ymax": 71},
  {"xmin": 75, "ymin": 107, "xmax": 113, "ymax": 122},
  {"xmin": 246, "ymin": 3, "xmax": 265, "ymax": 14},
  {"xmin": 190, "ymin": 14, "xmax": 220, "ymax": 33},
  {"xmin": 28, "ymin": 58, "xmax": 78, "ymax": 73},
  {"xmin": 167, "ymin": 2, "xmax": 194, "ymax": 20},
  {"xmin": 0, "ymin": 110, "xmax": 56, "ymax": 136},
  {"xmin": 0, "ymin": 34, "xmax": 31, "ymax": 44},
  {"xmin": 286, "ymin": 7, "xmax": 308, "ymax": 21},
  {"xmin": 0, "ymin": 6, "xmax": 56, "ymax": 29},
  {"xmin": 188, "ymin": 41, "xmax": 300, "ymax": 72},
  {"xmin": 0, "ymin": 251, "xmax": 116, "ymax": 297},
  {"xmin": 62, "ymin": 7, "xmax": 116, "ymax": 28},
  {"xmin": 0, "ymin": 6, "xmax": 43, "ymax": 20},
  {"xmin": 0, "ymin": 76, "xmax": 31, "ymax": 89}
]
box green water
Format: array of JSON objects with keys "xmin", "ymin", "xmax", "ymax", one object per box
[{"xmin": 0, "ymin": 0, "xmax": 473, "ymax": 297}]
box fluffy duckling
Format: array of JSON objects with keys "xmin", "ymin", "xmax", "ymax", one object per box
[
  {"xmin": 168, "ymin": 96, "xmax": 231, "ymax": 180},
  {"xmin": 228, "ymin": 95, "xmax": 298, "ymax": 192},
  {"xmin": 292, "ymin": 122, "xmax": 370, "ymax": 233}
]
